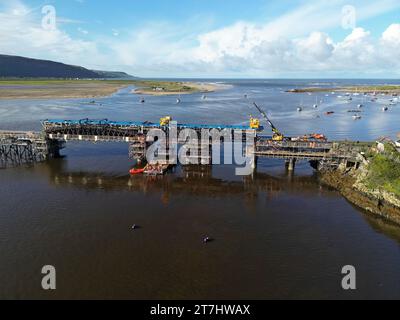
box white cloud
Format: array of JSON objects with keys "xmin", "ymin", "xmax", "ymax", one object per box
[
  {"xmin": 382, "ymin": 23, "xmax": 400, "ymax": 44},
  {"xmin": 77, "ymin": 27, "xmax": 89, "ymax": 35},
  {"xmin": 0, "ymin": 0, "xmax": 106, "ymax": 67},
  {"xmin": 1, "ymin": 0, "xmax": 400, "ymax": 77}
]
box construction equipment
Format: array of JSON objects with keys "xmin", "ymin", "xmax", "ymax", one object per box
[
  {"xmin": 160, "ymin": 116, "xmax": 172, "ymax": 126},
  {"xmin": 252, "ymin": 103, "xmax": 284, "ymax": 141},
  {"xmin": 249, "ymin": 117, "xmax": 260, "ymax": 130}
]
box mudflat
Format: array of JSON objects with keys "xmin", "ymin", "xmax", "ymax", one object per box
[{"xmin": 0, "ymin": 80, "xmax": 133, "ymax": 100}]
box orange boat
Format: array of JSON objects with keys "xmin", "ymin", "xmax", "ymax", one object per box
[{"xmin": 129, "ymin": 168, "xmax": 145, "ymax": 175}]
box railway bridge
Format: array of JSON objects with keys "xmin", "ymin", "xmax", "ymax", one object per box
[
  {"xmin": 1, "ymin": 119, "xmax": 373, "ymax": 172},
  {"xmin": 0, "ymin": 130, "xmax": 64, "ymax": 167}
]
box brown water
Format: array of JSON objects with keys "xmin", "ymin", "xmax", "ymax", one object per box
[
  {"xmin": 1, "ymin": 79, "xmax": 400, "ymax": 299},
  {"xmin": 1, "ymin": 142, "xmax": 400, "ymax": 299}
]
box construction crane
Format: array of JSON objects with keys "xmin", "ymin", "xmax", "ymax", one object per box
[
  {"xmin": 252, "ymin": 102, "xmax": 284, "ymax": 141},
  {"xmin": 160, "ymin": 116, "xmax": 172, "ymax": 126}
]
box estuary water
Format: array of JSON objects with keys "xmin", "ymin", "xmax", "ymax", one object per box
[{"xmin": 1, "ymin": 79, "xmax": 400, "ymax": 299}]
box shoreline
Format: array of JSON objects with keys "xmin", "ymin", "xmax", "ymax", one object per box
[
  {"xmin": 0, "ymin": 82, "xmax": 130, "ymax": 100},
  {"xmin": 321, "ymin": 170, "xmax": 400, "ymax": 225},
  {"xmin": 320, "ymin": 143, "xmax": 400, "ymax": 225},
  {"xmin": 132, "ymin": 82, "xmax": 229, "ymax": 96},
  {"xmin": 287, "ymin": 85, "xmax": 400, "ymax": 95},
  {"xmin": 0, "ymin": 80, "xmax": 230, "ymax": 100}
]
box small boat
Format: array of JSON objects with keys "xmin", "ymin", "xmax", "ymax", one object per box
[
  {"xmin": 129, "ymin": 168, "xmax": 145, "ymax": 175},
  {"xmin": 202, "ymin": 95, "xmax": 207, "ymax": 100},
  {"xmin": 395, "ymin": 140, "xmax": 400, "ymax": 148},
  {"xmin": 348, "ymin": 110, "xmax": 362, "ymax": 113},
  {"xmin": 382, "ymin": 106, "xmax": 389, "ymax": 112},
  {"xmin": 176, "ymin": 98, "xmax": 181, "ymax": 104},
  {"xmin": 353, "ymin": 115, "xmax": 362, "ymax": 120},
  {"xmin": 297, "ymin": 107, "xmax": 303, "ymax": 112},
  {"xmin": 313, "ymin": 97, "xmax": 319, "ymax": 108},
  {"xmin": 357, "ymin": 104, "xmax": 363, "ymax": 108},
  {"xmin": 325, "ymin": 111, "xmax": 335, "ymax": 115},
  {"xmin": 140, "ymin": 97, "xmax": 145, "ymax": 103}
]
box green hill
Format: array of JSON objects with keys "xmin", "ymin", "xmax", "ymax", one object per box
[{"xmin": 0, "ymin": 54, "xmax": 135, "ymax": 79}]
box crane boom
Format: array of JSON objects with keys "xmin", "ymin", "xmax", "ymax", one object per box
[{"xmin": 253, "ymin": 103, "xmax": 284, "ymax": 140}]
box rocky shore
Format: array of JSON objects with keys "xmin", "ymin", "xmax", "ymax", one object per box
[{"xmin": 320, "ymin": 148, "xmax": 400, "ymax": 225}]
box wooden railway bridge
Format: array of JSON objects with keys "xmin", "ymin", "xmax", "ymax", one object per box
[
  {"xmin": 0, "ymin": 119, "xmax": 373, "ymax": 172},
  {"xmin": 0, "ymin": 130, "xmax": 64, "ymax": 168}
]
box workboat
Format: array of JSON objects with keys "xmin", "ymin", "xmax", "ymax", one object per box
[
  {"xmin": 291, "ymin": 133, "xmax": 327, "ymax": 142},
  {"xmin": 129, "ymin": 168, "xmax": 145, "ymax": 175}
]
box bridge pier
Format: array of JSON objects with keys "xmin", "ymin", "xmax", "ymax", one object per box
[{"xmin": 286, "ymin": 158, "xmax": 296, "ymax": 172}]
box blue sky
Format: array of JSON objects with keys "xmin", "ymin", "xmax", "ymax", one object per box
[{"xmin": 1, "ymin": 0, "xmax": 400, "ymax": 78}]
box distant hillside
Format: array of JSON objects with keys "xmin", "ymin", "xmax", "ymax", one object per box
[
  {"xmin": 91, "ymin": 70, "xmax": 137, "ymax": 79},
  {"xmin": 0, "ymin": 54, "xmax": 135, "ymax": 79}
]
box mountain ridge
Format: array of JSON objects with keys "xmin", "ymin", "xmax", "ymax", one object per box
[{"xmin": 0, "ymin": 54, "xmax": 136, "ymax": 79}]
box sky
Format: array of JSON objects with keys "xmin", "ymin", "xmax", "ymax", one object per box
[{"xmin": 0, "ymin": 0, "xmax": 400, "ymax": 78}]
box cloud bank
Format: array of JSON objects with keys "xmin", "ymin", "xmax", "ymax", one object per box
[{"xmin": 0, "ymin": 0, "xmax": 400, "ymax": 77}]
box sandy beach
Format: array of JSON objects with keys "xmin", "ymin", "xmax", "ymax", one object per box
[
  {"xmin": 133, "ymin": 82, "xmax": 228, "ymax": 96},
  {"xmin": 0, "ymin": 80, "xmax": 229, "ymax": 100}
]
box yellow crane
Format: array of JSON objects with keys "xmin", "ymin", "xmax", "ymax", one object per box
[
  {"xmin": 252, "ymin": 102, "xmax": 284, "ymax": 141},
  {"xmin": 160, "ymin": 116, "xmax": 172, "ymax": 126}
]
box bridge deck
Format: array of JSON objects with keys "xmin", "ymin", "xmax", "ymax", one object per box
[
  {"xmin": 1, "ymin": 120, "xmax": 374, "ymax": 167},
  {"xmin": 43, "ymin": 119, "xmax": 260, "ymax": 132}
]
